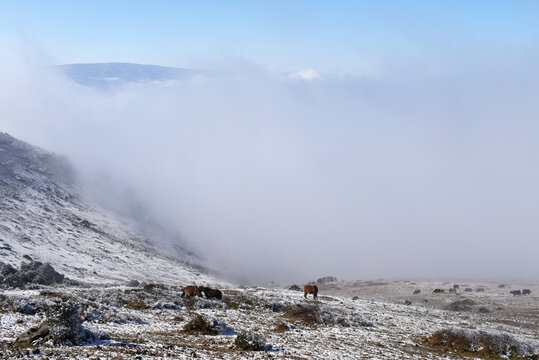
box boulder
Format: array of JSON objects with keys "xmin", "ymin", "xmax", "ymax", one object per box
[
  {"xmin": 126, "ymin": 279, "xmax": 140, "ymax": 287},
  {"xmin": 33, "ymin": 263, "xmax": 64, "ymax": 285}
]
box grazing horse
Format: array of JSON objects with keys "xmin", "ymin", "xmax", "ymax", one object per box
[
  {"xmin": 199, "ymin": 286, "xmax": 223, "ymax": 300},
  {"xmin": 182, "ymin": 285, "xmax": 201, "ymax": 298},
  {"xmin": 304, "ymin": 285, "xmax": 318, "ymax": 300}
]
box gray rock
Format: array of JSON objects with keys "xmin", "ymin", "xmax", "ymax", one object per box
[
  {"xmin": 0, "ymin": 263, "xmax": 17, "ymax": 277},
  {"xmin": 126, "ymin": 279, "xmax": 140, "ymax": 287},
  {"xmin": 34, "ymin": 263, "xmax": 64, "ymax": 285}
]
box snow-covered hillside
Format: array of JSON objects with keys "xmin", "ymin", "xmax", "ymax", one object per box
[{"xmin": 0, "ymin": 132, "xmax": 219, "ymax": 286}]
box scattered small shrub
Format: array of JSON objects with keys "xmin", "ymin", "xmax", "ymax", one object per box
[
  {"xmin": 446, "ymin": 299, "xmax": 477, "ymax": 312},
  {"xmin": 235, "ymin": 331, "xmax": 271, "ymax": 351},
  {"xmin": 316, "ymin": 276, "xmax": 337, "ymax": 284},
  {"xmin": 121, "ymin": 299, "xmax": 149, "ymax": 310},
  {"xmin": 477, "ymin": 306, "xmax": 493, "ymax": 314},
  {"xmin": 183, "ymin": 315, "xmax": 233, "ymax": 335},
  {"xmin": 183, "ymin": 315, "xmax": 218, "ymax": 335},
  {"xmin": 172, "ymin": 315, "xmax": 184, "ymax": 323},
  {"xmin": 288, "ymin": 285, "xmax": 301, "ymax": 291},
  {"xmin": 45, "ymin": 300, "xmax": 108, "ymax": 345},
  {"xmin": 422, "ymin": 328, "xmax": 537, "ymax": 359},
  {"xmin": 274, "ymin": 321, "xmax": 290, "ymax": 333},
  {"xmin": 143, "ymin": 283, "xmax": 167, "ymax": 291},
  {"xmin": 282, "ymin": 303, "xmax": 373, "ymax": 328},
  {"xmin": 11, "ymin": 299, "xmax": 37, "ymax": 315},
  {"xmin": 282, "ymin": 304, "xmax": 321, "ymax": 326},
  {"xmin": 264, "ymin": 302, "xmax": 283, "ymax": 312},
  {"xmin": 39, "ymin": 290, "xmax": 63, "ymax": 298}
]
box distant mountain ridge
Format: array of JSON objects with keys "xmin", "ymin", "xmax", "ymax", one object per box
[{"xmin": 56, "ymin": 62, "xmax": 207, "ymax": 89}]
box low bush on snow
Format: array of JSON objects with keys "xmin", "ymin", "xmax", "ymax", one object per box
[
  {"xmin": 422, "ymin": 328, "xmax": 538, "ymax": 359},
  {"xmin": 234, "ymin": 331, "xmax": 271, "ymax": 351},
  {"xmin": 183, "ymin": 314, "xmax": 234, "ymax": 335},
  {"xmin": 282, "ymin": 303, "xmax": 374, "ymax": 328},
  {"xmin": 445, "ymin": 299, "xmax": 477, "ymax": 312}
]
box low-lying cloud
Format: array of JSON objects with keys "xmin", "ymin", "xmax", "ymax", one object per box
[{"xmin": 1, "ymin": 54, "xmax": 538, "ymax": 285}]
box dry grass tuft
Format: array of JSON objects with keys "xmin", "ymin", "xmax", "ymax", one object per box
[
  {"xmin": 183, "ymin": 315, "xmax": 219, "ymax": 335},
  {"xmin": 422, "ymin": 328, "xmax": 536, "ymax": 360},
  {"xmin": 273, "ymin": 321, "xmax": 290, "ymax": 333},
  {"xmin": 143, "ymin": 283, "xmax": 168, "ymax": 291},
  {"xmin": 445, "ymin": 299, "xmax": 477, "ymax": 311},
  {"xmin": 282, "ymin": 304, "xmax": 321, "ymax": 326},
  {"xmin": 121, "ymin": 299, "xmax": 149, "ymax": 310}
]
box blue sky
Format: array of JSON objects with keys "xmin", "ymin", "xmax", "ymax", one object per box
[{"xmin": 2, "ymin": 0, "xmax": 539, "ymax": 74}]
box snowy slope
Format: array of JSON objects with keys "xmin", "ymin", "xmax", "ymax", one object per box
[{"xmin": 0, "ymin": 132, "xmax": 220, "ymax": 286}]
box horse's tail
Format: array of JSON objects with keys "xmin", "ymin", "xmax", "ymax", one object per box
[
  {"xmin": 180, "ymin": 288, "xmax": 185, "ymax": 297},
  {"xmin": 314, "ymin": 286, "xmax": 318, "ymax": 299}
]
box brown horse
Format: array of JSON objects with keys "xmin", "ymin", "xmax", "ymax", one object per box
[
  {"xmin": 304, "ymin": 285, "xmax": 318, "ymax": 299},
  {"xmin": 182, "ymin": 285, "xmax": 201, "ymax": 298},
  {"xmin": 199, "ymin": 286, "xmax": 223, "ymax": 300}
]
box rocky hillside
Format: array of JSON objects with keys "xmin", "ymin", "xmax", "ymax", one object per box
[{"xmin": 0, "ymin": 132, "xmax": 218, "ymax": 286}]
